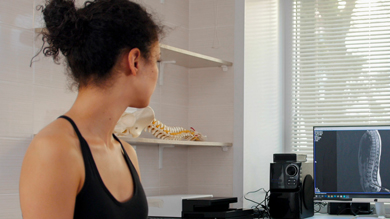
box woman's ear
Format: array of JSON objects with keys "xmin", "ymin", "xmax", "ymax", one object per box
[{"xmin": 127, "ymin": 48, "xmax": 141, "ymax": 76}]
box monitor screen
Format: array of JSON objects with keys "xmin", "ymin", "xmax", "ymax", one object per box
[{"xmin": 313, "ymin": 126, "xmax": 390, "ymax": 201}]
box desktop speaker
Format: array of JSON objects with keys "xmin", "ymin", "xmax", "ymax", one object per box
[
  {"xmin": 269, "ymin": 159, "xmax": 314, "ymax": 219},
  {"xmin": 270, "ymin": 162, "xmax": 301, "ymax": 190}
]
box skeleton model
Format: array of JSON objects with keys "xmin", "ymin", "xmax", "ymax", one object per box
[{"xmin": 114, "ymin": 106, "xmax": 205, "ymax": 141}]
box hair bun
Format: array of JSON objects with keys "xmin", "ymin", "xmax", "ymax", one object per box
[
  {"xmin": 36, "ymin": 0, "xmax": 164, "ymax": 89},
  {"xmin": 42, "ymin": 0, "xmax": 85, "ymax": 56}
]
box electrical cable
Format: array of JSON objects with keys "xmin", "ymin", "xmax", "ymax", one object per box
[
  {"xmin": 349, "ymin": 203, "xmax": 358, "ymax": 216},
  {"xmin": 243, "ymin": 188, "xmax": 270, "ymax": 218},
  {"xmin": 244, "ymin": 188, "xmax": 267, "ymax": 205},
  {"xmin": 336, "ymin": 203, "xmax": 373, "ymax": 216}
]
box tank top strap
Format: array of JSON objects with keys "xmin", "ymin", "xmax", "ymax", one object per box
[
  {"xmin": 112, "ymin": 134, "xmax": 126, "ymax": 154},
  {"xmin": 112, "ymin": 134, "xmax": 141, "ymax": 182},
  {"xmin": 58, "ymin": 115, "xmax": 84, "ymax": 140},
  {"xmin": 57, "ymin": 115, "xmax": 92, "ymax": 158}
]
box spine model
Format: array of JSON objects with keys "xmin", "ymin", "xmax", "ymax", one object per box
[{"xmin": 145, "ymin": 119, "xmax": 205, "ymax": 141}]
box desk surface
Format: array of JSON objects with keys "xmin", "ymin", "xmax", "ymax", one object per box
[
  {"xmin": 308, "ymin": 213, "xmax": 389, "ymax": 218},
  {"xmin": 148, "ymin": 214, "xmax": 388, "ymax": 219}
]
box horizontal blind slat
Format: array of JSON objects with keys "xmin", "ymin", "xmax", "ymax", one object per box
[
  {"xmin": 292, "ymin": 122, "xmax": 390, "ymax": 128},
  {"xmin": 294, "ymin": 18, "xmax": 390, "ymax": 27},
  {"xmin": 291, "ymin": 81, "xmax": 390, "ymax": 86},
  {"xmin": 294, "ymin": 31, "xmax": 390, "ymax": 38},
  {"xmin": 293, "ymin": 87, "xmax": 390, "ymax": 91},
  {"xmin": 293, "ymin": 75, "xmax": 390, "ymax": 80},
  {"xmin": 293, "ymin": 50, "xmax": 390, "ymax": 57},
  {"xmin": 294, "ymin": 45, "xmax": 390, "ymax": 53},
  {"xmin": 293, "ymin": 1, "xmax": 390, "ymax": 7},
  {"xmin": 294, "ymin": 58, "xmax": 390, "ymax": 65},
  {"xmin": 292, "ymin": 69, "xmax": 390, "ymax": 75},
  {"xmin": 294, "ymin": 93, "xmax": 390, "ymax": 98},
  {"xmin": 292, "ymin": 102, "xmax": 390, "ymax": 107},
  {"xmin": 295, "ymin": 33, "xmax": 390, "ymax": 40},
  {"xmin": 291, "ymin": 105, "xmax": 390, "ymax": 110}
]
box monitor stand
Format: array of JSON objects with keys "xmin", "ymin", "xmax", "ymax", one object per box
[{"xmin": 356, "ymin": 202, "xmax": 386, "ymax": 219}]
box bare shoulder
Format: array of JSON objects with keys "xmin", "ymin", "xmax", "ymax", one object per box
[
  {"xmin": 27, "ymin": 119, "xmax": 82, "ymax": 164},
  {"xmin": 20, "ymin": 119, "xmax": 83, "ymax": 219}
]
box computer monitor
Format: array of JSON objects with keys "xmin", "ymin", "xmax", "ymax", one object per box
[{"xmin": 313, "ymin": 126, "xmax": 390, "ymax": 217}]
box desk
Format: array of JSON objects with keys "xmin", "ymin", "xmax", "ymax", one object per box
[
  {"xmin": 149, "ymin": 214, "xmax": 389, "ymax": 219},
  {"xmin": 307, "ymin": 213, "xmax": 389, "ymax": 219}
]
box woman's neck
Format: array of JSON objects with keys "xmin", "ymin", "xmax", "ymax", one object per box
[{"xmin": 65, "ymin": 85, "xmax": 128, "ymax": 147}]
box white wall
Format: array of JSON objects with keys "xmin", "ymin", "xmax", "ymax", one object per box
[
  {"xmin": 233, "ymin": 0, "xmax": 245, "ymax": 207},
  {"xmin": 137, "ymin": 0, "xmax": 235, "ymax": 198},
  {"xmin": 0, "ymin": 0, "xmax": 77, "ymax": 217},
  {"xmin": 135, "ymin": 0, "xmax": 192, "ymax": 197},
  {"xmin": 234, "ymin": 0, "xmax": 285, "ymax": 208},
  {"xmin": 187, "ymin": 0, "xmax": 235, "ymax": 197},
  {"xmin": 281, "ymin": 0, "xmax": 293, "ymax": 153}
]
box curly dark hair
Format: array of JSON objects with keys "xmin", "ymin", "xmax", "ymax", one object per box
[{"xmin": 37, "ymin": 0, "xmax": 163, "ymax": 88}]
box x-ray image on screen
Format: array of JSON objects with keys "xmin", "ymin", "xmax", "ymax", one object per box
[
  {"xmin": 358, "ymin": 130, "xmax": 381, "ymax": 192},
  {"xmin": 314, "ymin": 128, "xmax": 390, "ymax": 194}
]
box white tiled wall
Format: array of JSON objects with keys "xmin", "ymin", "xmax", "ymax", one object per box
[
  {"xmin": 0, "ymin": 1, "xmax": 35, "ymax": 217},
  {"xmin": 187, "ymin": 0, "xmax": 235, "ymax": 197},
  {"xmin": 138, "ymin": 0, "xmax": 235, "ymax": 199},
  {"xmin": 0, "ymin": 0, "xmax": 34, "ymax": 29},
  {"xmin": 0, "ymin": 0, "xmax": 234, "ymax": 217},
  {"xmin": 135, "ymin": 0, "xmax": 191, "ymax": 197}
]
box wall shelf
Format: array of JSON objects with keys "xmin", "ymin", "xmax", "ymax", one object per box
[
  {"xmin": 119, "ymin": 136, "xmax": 232, "ymax": 147},
  {"xmin": 33, "ymin": 28, "xmax": 232, "ymax": 70},
  {"xmin": 119, "ymin": 137, "xmax": 233, "ymax": 169},
  {"xmin": 160, "ymin": 44, "xmax": 232, "ymax": 69}
]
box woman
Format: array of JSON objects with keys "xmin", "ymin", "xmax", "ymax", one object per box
[{"xmin": 19, "ymin": 0, "xmax": 163, "ymax": 218}]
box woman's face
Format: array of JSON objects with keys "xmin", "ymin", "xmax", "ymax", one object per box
[{"xmin": 133, "ymin": 41, "xmax": 160, "ymax": 108}]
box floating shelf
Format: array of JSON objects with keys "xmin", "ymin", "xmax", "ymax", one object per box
[
  {"xmin": 34, "ymin": 28, "xmax": 233, "ymax": 69},
  {"xmin": 119, "ymin": 137, "xmax": 232, "ymax": 169},
  {"xmin": 160, "ymin": 44, "xmax": 233, "ymax": 69},
  {"xmin": 119, "ymin": 136, "xmax": 232, "ymax": 147}
]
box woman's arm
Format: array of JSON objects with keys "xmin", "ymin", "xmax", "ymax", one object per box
[{"xmin": 19, "ymin": 132, "xmax": 83, "ymax": 219}]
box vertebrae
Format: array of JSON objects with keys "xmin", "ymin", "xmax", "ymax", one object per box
[
  {"xmin": 145, "ymin": 119, "xmax": 205, "ymax": 141},
  {"xmin": 358, "ymin": 130, "xmax": 382, "ymax": 193},
  {"xmin": 113, "ymin": 106, "xmax": 205, "ymax": 141}
]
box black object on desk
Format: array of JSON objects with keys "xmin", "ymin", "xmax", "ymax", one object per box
[
  {"xmin": 269, "ymin": 154, "xmax": 314, "ymax": 219},
  {"xmin": 327, "ymin": 202, "xmax": 371, "ymax": 215},
  {"xmin": 182, "ymin": 197, "xmax": 254, "ymax": 219}
]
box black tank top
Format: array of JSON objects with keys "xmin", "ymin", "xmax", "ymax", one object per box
[{"xmin": 58, "ymin": 116, "xmax": 148, "ymax": 219}]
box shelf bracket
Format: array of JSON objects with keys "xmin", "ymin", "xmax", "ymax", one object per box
[
  {"xmin": 159, "ymin": 144, "xmax": 175, "ymax": 169},
  {"xmin": 221, "ymin": 65, "xmax": 228, "ymax": 72},
  {"xmin": 158, "ymin": 60, "xmax": 176, "ymax": 86},
  {"xmin": 221, "ymin": 146, "xmax": 229, "ymax": 152}
]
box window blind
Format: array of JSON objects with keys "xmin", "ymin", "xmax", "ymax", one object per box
[{"xmin": 291, "ymin": 0, "xmax": 390, "ymax": 160}]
